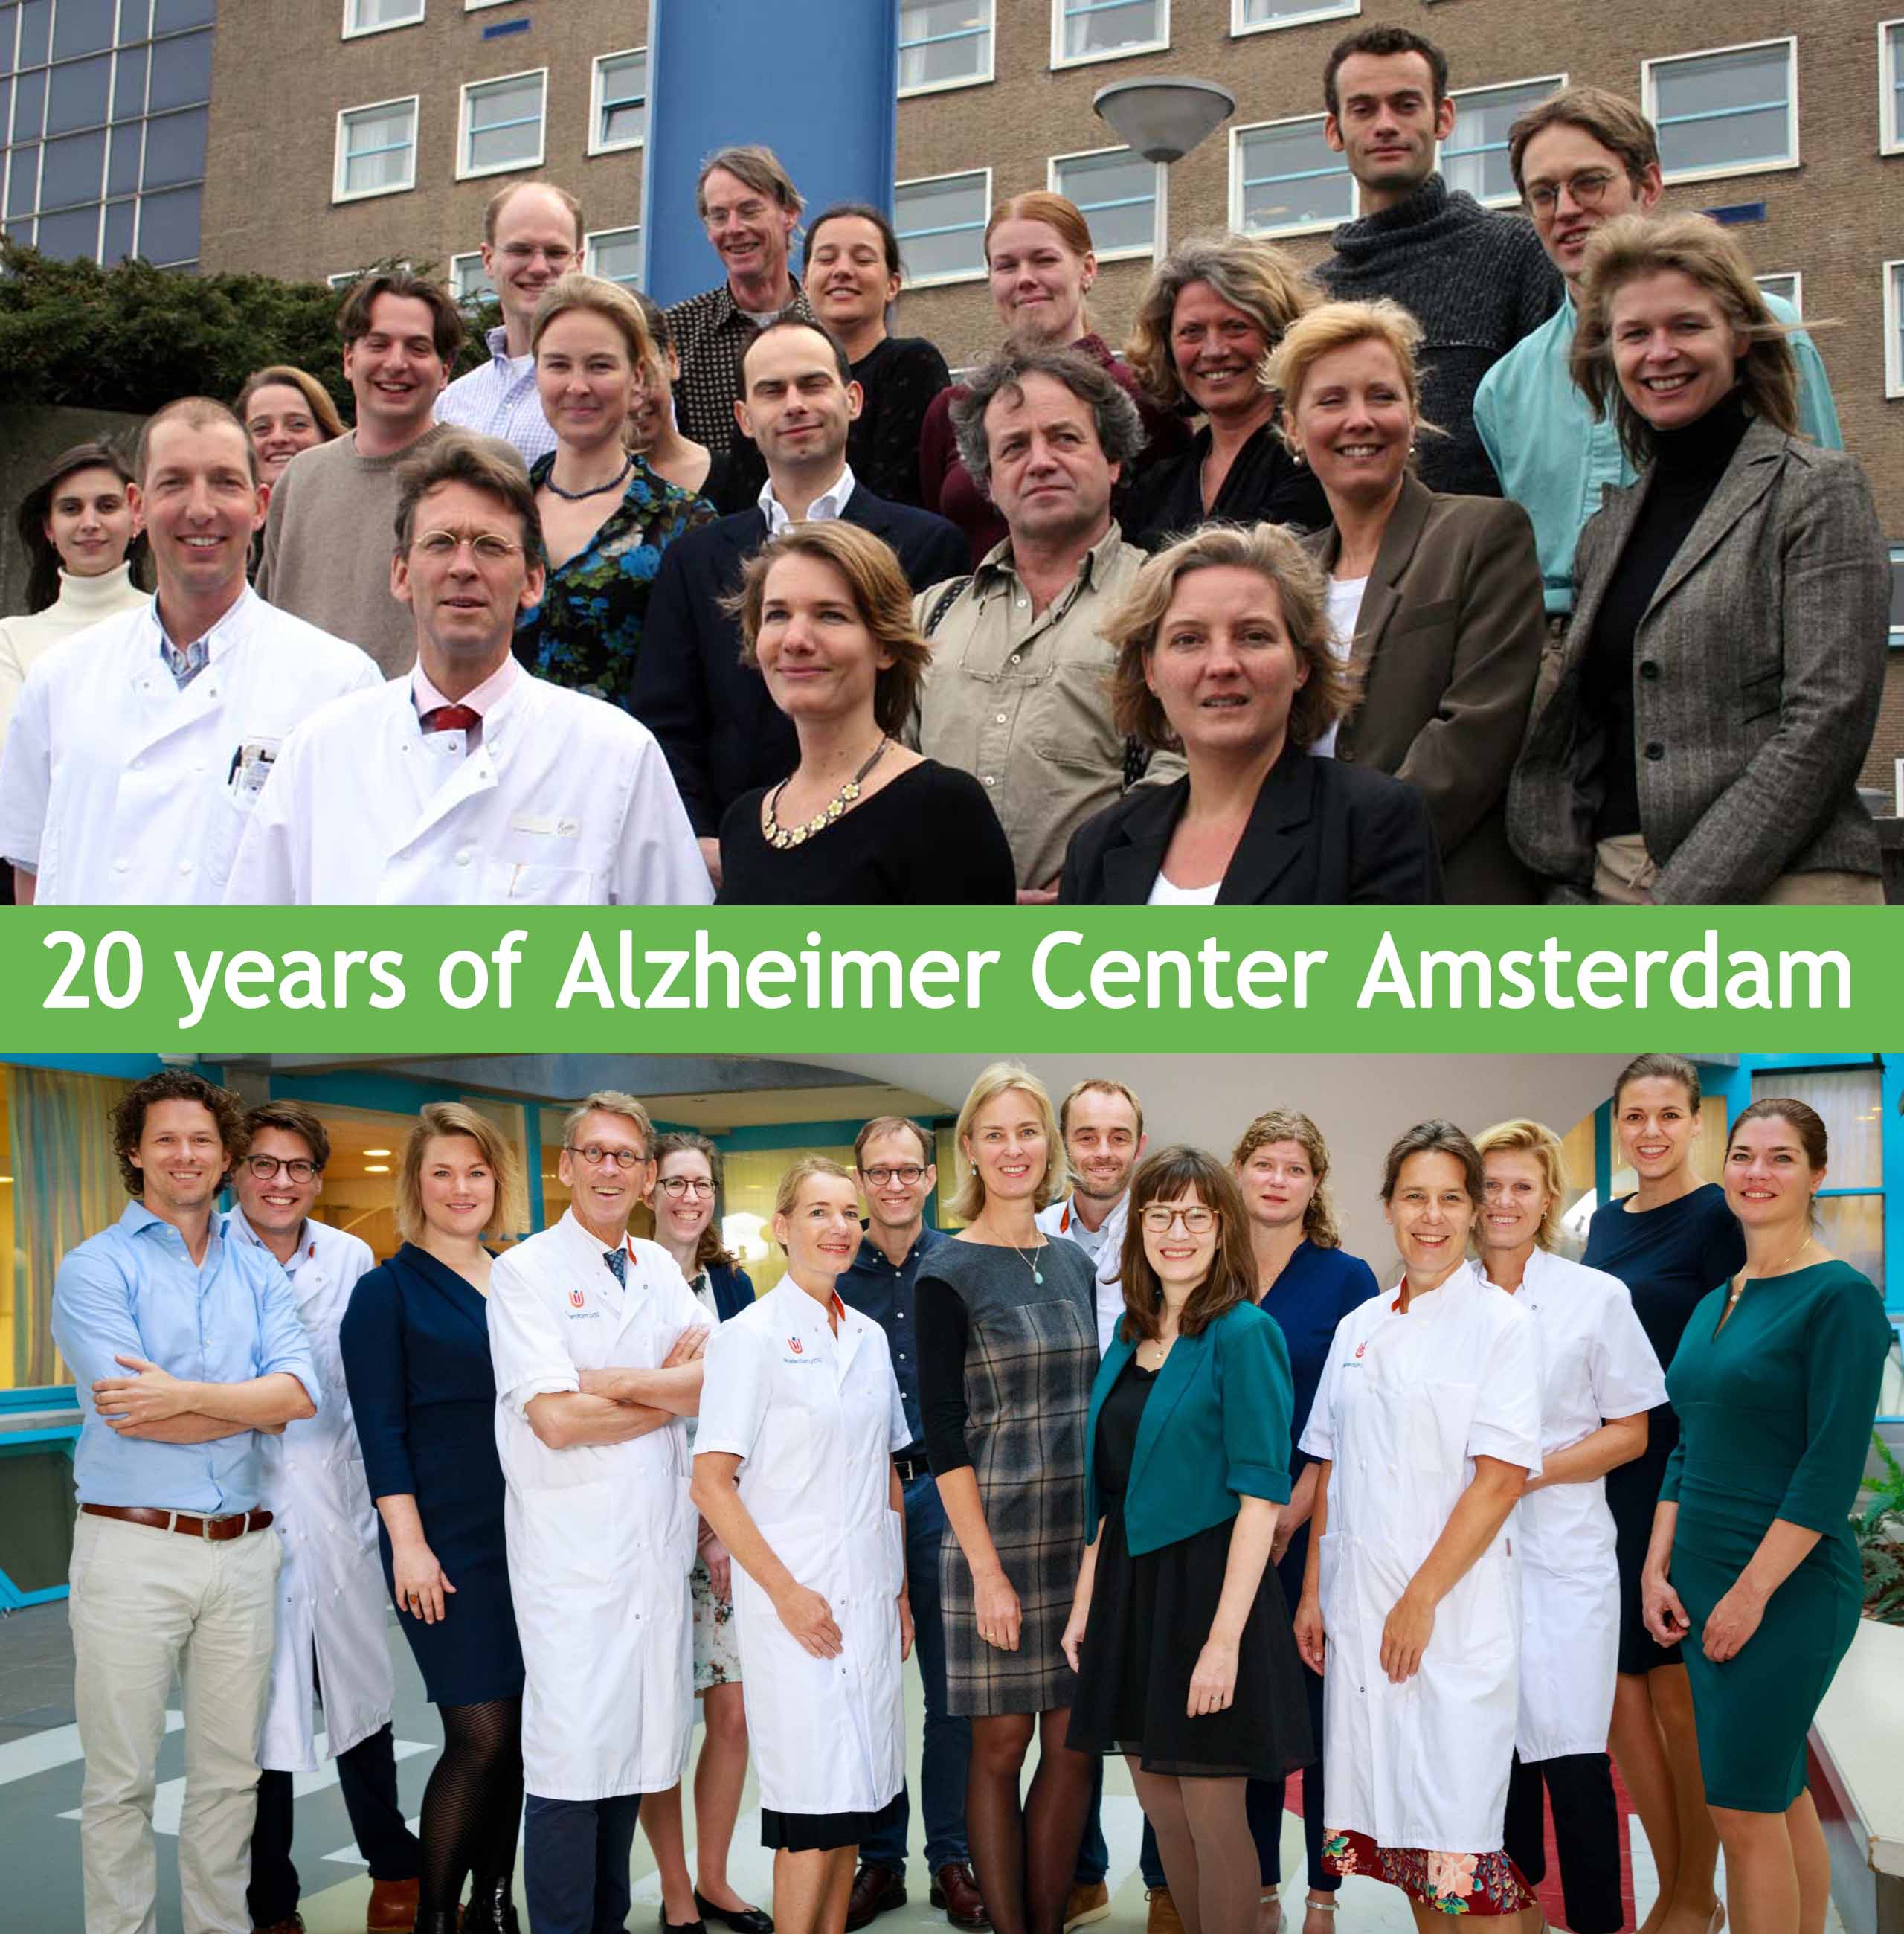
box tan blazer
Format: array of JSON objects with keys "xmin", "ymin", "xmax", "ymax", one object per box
[{"xmin": 1302, "ymin": 473, "xmax": 1547, "ymax": 904}]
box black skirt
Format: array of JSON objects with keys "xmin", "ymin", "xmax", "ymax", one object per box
[{"xmin": 760, "ymin": 1805, "xmax": 883, "ymax": 1854}]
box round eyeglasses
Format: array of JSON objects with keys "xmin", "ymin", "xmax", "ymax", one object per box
[
  {"xmin": 1141, "ymin": 1205, "xmax": 1217, "ymax": 1235},
  {"xmin": 565, "ymin": 1143, "xmax": 649, "ymax": 1171}
]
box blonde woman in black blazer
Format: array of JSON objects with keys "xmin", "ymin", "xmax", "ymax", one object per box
[
  {"xmin": 1266, "ymin": 301, "xmax": 1548, "ymax": 906},
  {"xmin": 1508, "ymin": 213, "xmax": 1885, "ymax": 905}
]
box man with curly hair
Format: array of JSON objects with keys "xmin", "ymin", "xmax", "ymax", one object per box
[{"xmin": 51, "ymin": 1068, "xmax": 319, "ymax": 1934}]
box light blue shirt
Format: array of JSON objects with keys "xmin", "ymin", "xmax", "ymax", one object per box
[
  {"xmin": 1473, "ymin": 290, "xmax": 1842, "ymax": 614},
  {"xmin": 51, "ymin": 1201, "xmax": 319, "ymax": 1512},
  {"xmin": 435, "ymin": 323, "xmax": 558, "ymax": 466}
]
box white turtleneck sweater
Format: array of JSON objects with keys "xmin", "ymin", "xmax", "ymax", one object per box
[{"xmin": 0, "ymin": 565, "xmax": 149, "ymax": 743}]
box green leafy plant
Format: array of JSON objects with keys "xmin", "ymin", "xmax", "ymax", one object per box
[{"xmin": 1857, "ymin": 1430, "xmax": 1904, "ymax": 1625}]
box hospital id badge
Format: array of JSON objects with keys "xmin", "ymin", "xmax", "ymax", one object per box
[{"xmin": 228, "ymin": 737, "xmax": 281, "ymax": 808}]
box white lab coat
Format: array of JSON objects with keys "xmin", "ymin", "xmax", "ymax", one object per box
[
  {"xmin": 696, "ymin": 1279, "xmax": 910, "ymax": 1816},
  {"xmin": 1510, "ymin": 1248, "xmax": 1666, "ymax": 1762},
  {"xmin": 1035, "ymin": 1193, "xmax": 1130, "ymax": 1355},
  {"xmin": 222, "ymin": 669, "xmax": 713, "ymax": 905},
  {"xmin": 488, "ymin": 1213, "xmax": 706, "ymax": 1800},
  {"xmin": 0, "ymin": 588, "xmax": 380, "ymax": 903},
  {"xmin": 225, "ymin": 1210, "xmax": 396, "ymax": 1773},
  {"xmin": 1300, "ymin": 1261, "xmax": 1543, "ymax": 1854}
]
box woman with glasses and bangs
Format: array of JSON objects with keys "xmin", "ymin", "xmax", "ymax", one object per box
[{"xmin": 1063, "ymin": 1147, "xmax": 1310, "ymax": 1934}]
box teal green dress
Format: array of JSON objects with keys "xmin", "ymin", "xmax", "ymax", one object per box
[{"xmin": 1660, "ymin": 1258, "xmax": 1891, "ymax": 1811}]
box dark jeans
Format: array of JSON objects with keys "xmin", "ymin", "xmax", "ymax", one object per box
[
  {"xmin": 862, "ymin": 1471, "xmax": 971, "ymax": 1874},
  {"xmin": 1503, "ymin": 1750, "xmax": 1623, "ymax": 1934},
  {"xmin": 1073, "ymin": 1757, "xmax": 1107, "ymax": 1886},
  {"xmin": 248, "ymin": 1721, "xmax": 420, "ymax": 1926},
  {"xmin": 524, "ymin": 1791, "xmax": 643, "ymax": 1934}
]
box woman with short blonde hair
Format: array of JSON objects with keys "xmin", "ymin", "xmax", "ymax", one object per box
[{"xmin": 394, "ymin": 1100, "xmax": 524, "ymax": 1244}]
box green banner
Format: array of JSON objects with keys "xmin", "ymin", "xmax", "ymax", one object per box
[{"xmin": 1, "ymin": 907, "xmax": 1894, "ymax": 1051}]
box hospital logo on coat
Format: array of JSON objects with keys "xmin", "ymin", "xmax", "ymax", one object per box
[
  {"xmin": 1354, "ymin": 1341, "xmax": 1366, "ymax": 1358},
  {"xmin": 569, "ymin": 1286, "xmax": 586, "ymax": 1309},
  {"xmin": 788, "ymin": 1336, "xmax": 803, "ymax": 1354}
]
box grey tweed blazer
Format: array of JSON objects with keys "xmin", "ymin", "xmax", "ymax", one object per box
[{"xmin": 1508, "ymin": 418, "xmax": 1885, "ymax": 903}]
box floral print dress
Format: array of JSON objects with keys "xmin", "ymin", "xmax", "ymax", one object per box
[
  {"xmin": 1322, "ymin": 1833, "xmax": 1535, "ymax": 1915},
  {"xmin": 517, "ymin": 452, "xmax": 716, "ymax": 714}
]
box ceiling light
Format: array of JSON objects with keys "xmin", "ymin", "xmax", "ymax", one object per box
[
  {"xmin": 364, "ymin": 1163, "xmax": 391, "ymax": 1174},
  {"xmin": 364, "ymin": 1147, "xmax": 392, "ymax": 1156}
]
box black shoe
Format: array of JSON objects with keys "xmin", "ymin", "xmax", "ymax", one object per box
[
  {"xmin": 846, "ymin": 1866, "xmax": 908, "ymax": 1933},
  {"xmin": 464, "ymin": 1877, "xmax": 523, "ymax": 1934},
  {"xmin": 661, "ymin": 1915, "xmax": 708, "ymax": 1934},
  {"xmin": 695, "ymin": 1893, "xmax": 774, "ymax": 1934},
  {"xmin": 416, "ymin": 1915, "xmax": 458, "ymax": 1934}
]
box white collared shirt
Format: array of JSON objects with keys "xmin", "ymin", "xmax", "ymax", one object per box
[
  {"xmin": 758, "ymin": 461, "xmax": 857, "ymax": 536},
  {"xmin": 435, "ymin": 324, "xmax": 558, "ymax": 466},
  {"xmin": 408, "ymin": 652, "xmax": 523, "ymax": 754}
]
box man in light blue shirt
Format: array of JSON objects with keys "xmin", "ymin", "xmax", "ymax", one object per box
[
  {"xmin": 51, "ymin": 1069, "xmax": 317, "ymax": 1934},
  {"xmin": 1473, "ymin": 86, "xmax": 1841, "ymax": 617}
]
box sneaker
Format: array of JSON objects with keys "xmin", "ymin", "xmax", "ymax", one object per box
[{"xmin": 1064, "ymin": 1883, "xmax": 1110, "ymax": 1932}]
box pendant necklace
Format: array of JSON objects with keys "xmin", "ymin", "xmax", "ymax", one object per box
[
  {"xmin": 543, "ymin": 453, "xmax": 633, "ymax": 501},
  {"xmin": 765, "ymin": 736, "xmax": 890, "ymax": 849},
  {"xmin": 1728, "ymin": 1232, "xmax": 1812, "ymax": 1305},
  {"xmin": 1009, "ymin": 1240, "xmax": 1044, "ymax": 1285}
]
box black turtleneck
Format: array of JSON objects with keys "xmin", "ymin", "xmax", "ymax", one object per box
[{"xmin": 1584, "ymin": 389, "xmax": 1752, "ymax": 839}]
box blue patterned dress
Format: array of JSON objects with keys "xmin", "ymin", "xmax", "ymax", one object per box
[{"xmin": 516, "ymin": 453, "xmax": 717, "ymax": 713}]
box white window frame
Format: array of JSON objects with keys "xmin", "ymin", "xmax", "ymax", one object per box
[
  {"xmin": 894, "ymin": 165, "xmax": 993, "ymax": 289},
  {"xmin": 1889, "ymin": 542, "xmax": 1904, "ymax": 649},
  {"xmin": 585, "ymin": 225, "xmax": 643, "ymax": 286},
  {"xmin": 449, "ymin": 251, "xmax": 492, "ymax": 306},
  {"xmin": 1228, "ymin": 112, "xmax": 1357, "ymax": 240},
  {"xmin": 1229, "ymin": 0, "xmax": 1356, "ymax": 39},
  {"xmin": 899, "ymin": 0, "xmax": 997, "ymax": 97},
  {"xmin": 328, "ymin": 269, "xmax": 366, "ymax": 289},
  {"xmin": 332, "ymin": 95, "xmax": 419, "ymax": 205},
  {"xmin": 465, "ymin": 1, "xmax": 515, "ymax": 9},
  {"xmin": 1641, "ymin": 37, "xmax": 1799, "ymax": 187},
  {"xmin": 1882, "ymin": 19, "xmax": 1904, "ymax": 155},
  {"xmin": 588, "ymin": 47, "xmax": 646, "ymax": 157},
  {"xmin": 1886, "ymin": 259, "xmax": 1904, "ymax": 400},
  {"xmin": 1441, "ymin": 73, "xmax": 1567, "ymax": 208},
  {"xmin": 457, "ymin": 66, "xmax": 547, "ymax": 182},
  {"xmin": 1048, "ymin": 144, "xmax": 1158, "ymax": 263},
  {"xmin": 342, "ymin": 0, "xmax": 425, "ymax": 39},
  {"xmin": 1755, "ymin": 270, "xmax": 1801, "ymax": 315},
  {"xmin": 1049, "ymin": 0, "xmax": 1170, "ymax": 73}
]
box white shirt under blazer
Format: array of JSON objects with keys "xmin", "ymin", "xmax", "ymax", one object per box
[
  {"xmin": 1300, "ymin": 1260, "xmax": 1543, "ymax": 1856},
  {"xmin": 487, "ymin": 1213, "xmax": 706, "ymax": 1802},
  {"xmin": 695, "ymin": 1279, "xmax": 912, "ymax": 1817},
  {"xmin": 222, "ymin": 669, "xmax": 713, "ymax": 905},
  {"xmin": 225, "ymin": 1209, "xmax": 396, "ymax": 1774},
  {"xmin": 1511, "ymin": 1247, "xmax": 1667, "ymax": 1762},
  {"xmin": 0, "ymin": 587, "xmax": 379, "ymax": 903}
]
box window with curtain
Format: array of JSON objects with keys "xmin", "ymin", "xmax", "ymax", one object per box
[
  {"xmin": 899, "ymin": 0, "xmax": 993, "ymax": 94},
  {"xmin": 1052, "ymin": 0, "xmax": 1167, "ymax": 65},
  {"xmin": 1748, "ymin": 1066, "xmax": 1884, "ymax": 1288},
  {"xmin": 1051, "ymin": 145, "xmax": 1157, "ymax": 258}
]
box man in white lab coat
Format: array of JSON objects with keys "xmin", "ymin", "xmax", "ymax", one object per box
[
  {"xmin": 0, "ymin": 399, "xmax": 381, "ymax": 905},
  {"xmin": 486, "ymin": 1090, "xmax": 711, "ymax": 1934},
  {"xmin": 223, "ymin": 432, "xmax": 713, "ymax": 906},
  {"xmin": 227, "ymin": 1101, "xmax": 422, "ymax": 1934}
]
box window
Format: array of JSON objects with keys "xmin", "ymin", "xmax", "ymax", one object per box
[
  {"xmin": 450, "ymin": 251, "xmax": 492, "ymax": 308},
  {"xmin": 1232, "ymin": 0, "xmax": 1356, "ymax": 36},
  {"xmin": 1747, "ymin": 1067, "xmax": 1885, "ymax": 1285},
  {"xmin": 1888, "ymin": 260, "xmax": 1904, "ymax": 399},
  {"xmin": 1641, "ymin": 39, "xmax": 1798, "ymax": 184},
  {"xmin": 1051, "ymin": 0, "xmax": 1168, "ymax": 69},
  {"xmin": 1755, "ymin": 271, "xmax": 1801, "ymax": 315},
  {"xmin": 458, "ymin": 68, "xmax": 545, "ymax": 180},
  {"xmin": 329, "ymin": 269, "xmax": 366, "ymax": 289},
  {"xmin": 899, "ymin": 0, "xmax": 994, "ymax": 94},
  {"xmin": 1443, "ymin": 74, "xmax": 1565, "ymax": 206},
  {"xmin": 585, "ymin": 225, "xmax": 643, "ymax": 289},
  {"xmin": 1883, "ymin": 20, "xmax": 1904, "ymax": 155},
  {"xmin": 334, "ymin": 94, "xmax": 418, "ymax": 202},
  {"xmin": 1231, "ymin": 114, "xmax": 1355, "ymax": 238},
  {"xmin": 344, "ymin": 0, "xmax": 425, "ymax": 35},
  {"xmin": 894, "ymin": 168, "xmax": 991, "ymax": 285},
  {"xmin": 1050, "ymin": 146, "xmax": 1157, "ymax": 260},
  {"xmin": 1889, "ymin": 544, "xmax": 1904, "ymax": 649},
  {"xmin": 590, "ymin": 48, "xmax": 646, "ymax": 155}
]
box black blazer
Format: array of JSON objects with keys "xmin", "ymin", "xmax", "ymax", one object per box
[
  {"xmin": 629, "ymin": 486, "xmax": 968, "ymax": 835},
  {"xmin": 1058, "ymin": 740, "xmax": 1444, "ymax": 905}
]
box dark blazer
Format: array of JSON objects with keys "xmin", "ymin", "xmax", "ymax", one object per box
[
  {"xmin": 1302, "ymin": 472, "xmax": 1546, "ymax": 904},
  {"xmin": 1058, "ymin": 737, "xmax": 1443, "ymax": 905},
  {"xmin": 629, "ymin": 486, "xmax": 968, "ymax": 835},
  {"xmin": 339, "ymin": 1241, "xmax": 523, "ymax": 1704},
  {"xmin": 1083, "ymin": 1302, "xmax": 1293, "ymax": 1558},
  {"xmin": 704, "ymin": 1259, "xmax": 756, "ymax": 1324},
  {"xmin": 1508, "ymin": 420, "xmax": 1885, "ymax": 904}
]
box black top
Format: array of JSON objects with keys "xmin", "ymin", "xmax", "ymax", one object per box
[
  {"xmin": 850, "ymin": 336, "xmax": 953, "ymax": 510},
  {"xmin": 1120, "ymin": 422, "xmax": 1332, "ymax": 554},
  {"xmin": 1582, "ymin": 1180, "xmax": 1746, "ymax": 1380},
  {"xmin": 1093, "ymin": 1357, "xmax": 1157, "ymax": 1506},
  {"xmin": 716, "ymin": 758, "xmax": 1017, "ymax": 905},
  {"xmin": 1584, "ymin": 391, "xmax": 1752, "ymax": 839}
]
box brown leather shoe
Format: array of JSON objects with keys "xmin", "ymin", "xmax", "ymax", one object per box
[
  {"xmin": 1063, "ymin": 1883, "xmax": 1110, "ymax": 1931},
  {"xmin": 1147, "ymin": 1889, "xmax": 1186, "ymax": 1934},
  {"xmin": 929, "ymin": 1862, "xmax": 989, "ymax": 1930},
  {"xmin": 845, "ymin": 1865, "xmax": 907, "ymax": 1932},
  {"xmin": 367, "ymin": 1876, "xmax": 420, "ymax": 1932}
]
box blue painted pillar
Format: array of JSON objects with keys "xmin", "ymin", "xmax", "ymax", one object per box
[
  {"xmin": 643, "ymin": 0, "xmax": 900, "ymax": 307},
  {"xmin": 1882, "ymin": 1052, "xmax": 1902, "ymax": 1315}
]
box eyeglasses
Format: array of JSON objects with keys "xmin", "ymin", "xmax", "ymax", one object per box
[
  {"xmin": 1141, "ymin": 1206, "xmax": 1217, "ymax": 1235},
  {"xmin": 1524, "ymin": 169, "xmax": 1621, "ymax": 216},
  {"xmin": 411, "ymin": 530, "xmax": 522, "ymax": 563},
  {"xmin": 565, "ymin": 1143, "xmax": 649, "ymax": 1171},
  {"xmin": 657, "ymin": 1176, "xmax": 716, "ymax": 1200},
  {"xmin": 245, "ymin": 1155, "xmax": 320, "ymax": 1182},
  {"xmin": 497, "ymin": 244, "xmax": 574, "ymax": 268},
  {"xmin": 861, "ymin": 1164, "xmax": 927, "ymax": 1187}
]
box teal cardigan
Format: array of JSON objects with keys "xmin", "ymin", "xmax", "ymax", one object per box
[{"xmin": 1084, "ymin": 1299, "xmax": 1293, "ymax": 1558}]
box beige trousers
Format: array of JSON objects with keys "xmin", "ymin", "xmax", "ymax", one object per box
[
  {"xmin": 68, "ymin": 1512, "xmax": 280, "ymax": 1934},
  {"xmin": 1592, "ymin": 833, "xmax": 1885, "ymax": 906}
]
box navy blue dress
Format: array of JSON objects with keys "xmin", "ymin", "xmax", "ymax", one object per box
[
  {"xmin": 1583, "ymin": 1184, "xmax": 1745, "ymax": 1674},
  {"xmin": 340, "ymin": 1242, "xmax": 525, "ymax": 1706}
]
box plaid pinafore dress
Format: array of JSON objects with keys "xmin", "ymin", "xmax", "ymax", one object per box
[{"xmin": 925, "ymin": 1239, "xmax": 1097, "ymax": 1716}]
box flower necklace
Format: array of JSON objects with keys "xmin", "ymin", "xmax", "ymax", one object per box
[
  {"xmin": 764, "ymin": 736, "xmax": 890, "ymax": 849},
  {"xmin": 543, "ymin": 453, "xmax": 633, "ymax": 501}
]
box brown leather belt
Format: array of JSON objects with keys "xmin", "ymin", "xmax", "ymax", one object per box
[{"xmin": 81, "ymin": 1503, "xmax": 274, "ymax": 1540}]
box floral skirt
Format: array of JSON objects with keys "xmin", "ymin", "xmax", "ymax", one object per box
[
  {"xmin": 1322, "ymin": 1831, "xmax": 1536, "ymax": 1915},
  {"xmin": 692, "ymin": 1556, "xmax": 742, "ymax": 1692}
]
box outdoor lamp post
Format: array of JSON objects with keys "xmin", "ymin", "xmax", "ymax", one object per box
[{"xmin": 1092, "ymin": 77, "xmax": 1236, "ymax": 263}]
